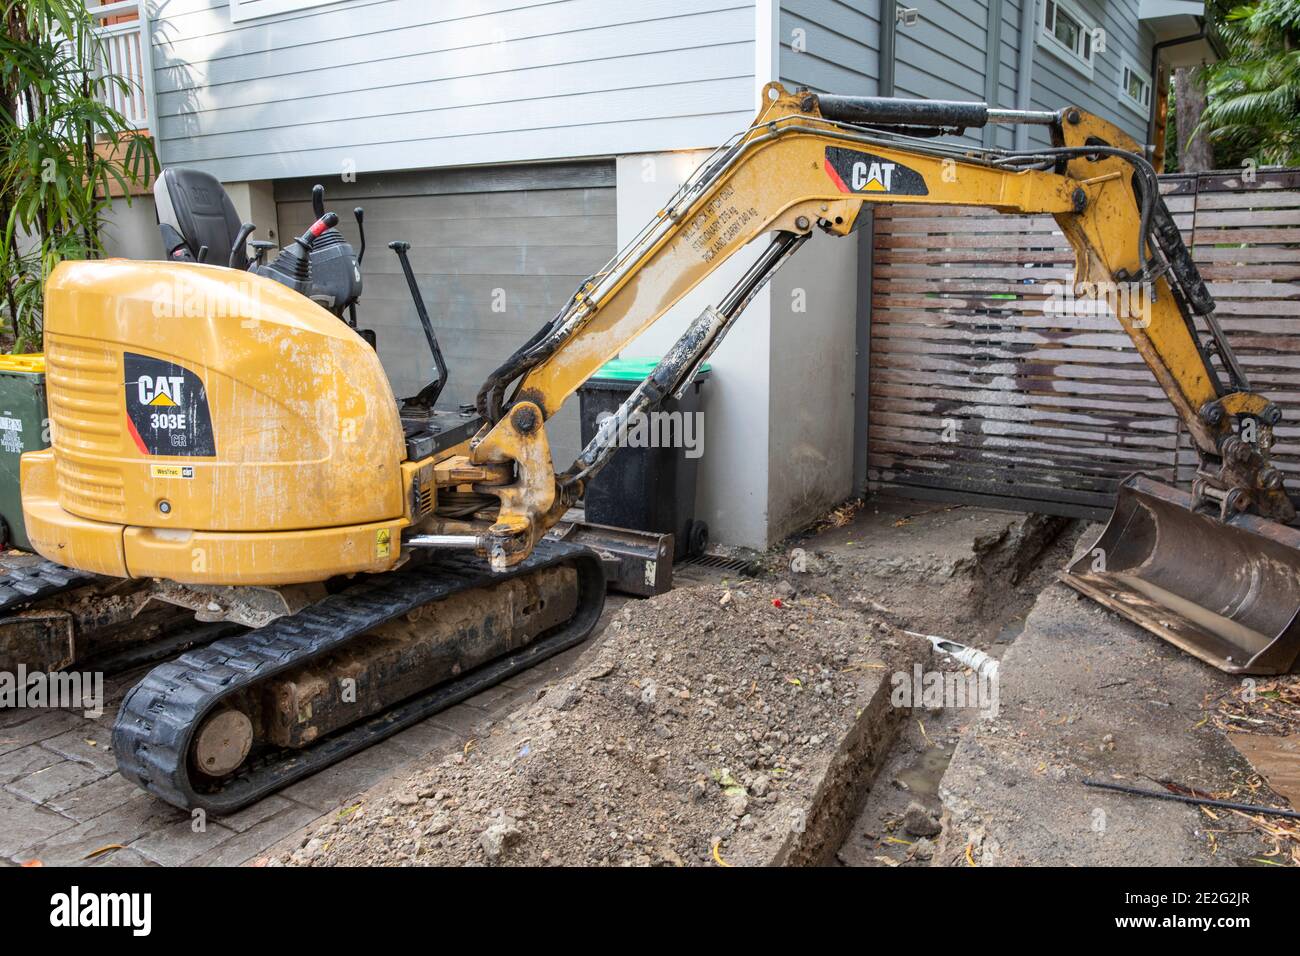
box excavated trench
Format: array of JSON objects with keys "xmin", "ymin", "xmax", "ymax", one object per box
[
  {"xmin": 271, "ymin": 496, "xmax": 1082, "ymax": 867},
  {"xmin": 826, "ymin": 515, "xmax": 1081, "ymax": 868},
  {"xmin": 772, "ymin": 499, "xmax": 1083, "ymax": 866}
]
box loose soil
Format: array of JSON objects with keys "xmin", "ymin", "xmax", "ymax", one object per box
[
  {"xmin": 275, "ymin": 497, "xmax": 1070, "ymax": 867},
  {"xmin": 281, "ymin": 581, "xmax": 926, "ymax": 866}
]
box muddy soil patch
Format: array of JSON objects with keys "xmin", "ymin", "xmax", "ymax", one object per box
[
  {"xmin": 777, "ymin": 498, "xmax": 1079, "ymax": 648},
  {"xmin": 935, "ymin": 583, "xmax": 1266, "ymax": 866},
  {"xmin": 281, "ymin": 585, "xmax": 927, "ymax": 867}
]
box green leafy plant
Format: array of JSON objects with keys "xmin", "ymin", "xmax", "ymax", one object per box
[
  {"xmin": 1, "ymin": 0, "xmax": 157, "ymax": 351},
  {"xmin": 1198, "ymin": 0, "xmax": 1300, "ymax": 166}
]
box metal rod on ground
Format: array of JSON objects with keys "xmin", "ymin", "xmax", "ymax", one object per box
[{"xmin": 1082, "ymin": 778, "xmax": 1300, "ymax": 821}]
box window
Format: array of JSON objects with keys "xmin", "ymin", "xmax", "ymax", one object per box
[
  {"xmin": 1119, "ymin": 54, "xmax": 1153, "ymax": 116},
  {"xmin": 1039, "ymin": 0, "xmax": 1099, "ymax": 77}
]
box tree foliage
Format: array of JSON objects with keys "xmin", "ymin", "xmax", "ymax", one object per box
[
  {"xmin": 1198, "ymin": 0, "xmax": 1300, "ymax": 167},
  {"xmin": 1, "ymin": 0, "xmax": 157, "ymax": 350}
]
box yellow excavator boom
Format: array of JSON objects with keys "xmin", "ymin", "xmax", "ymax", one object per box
[
  {"xmin": 24, "ymin": 83, "xmax": 1300, "ymax": 675},
  {"xmin": 458, "ymin": 83, "xmax": 1300, "ymax": 674},
  {"xmin": 465, "ymin": 84, "xmax": 1291, "ymax": 560}
]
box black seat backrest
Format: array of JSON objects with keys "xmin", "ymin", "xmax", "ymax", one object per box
[{"xmin": 153, "ymin": 167, "xmax": 248, "ymax": 270}]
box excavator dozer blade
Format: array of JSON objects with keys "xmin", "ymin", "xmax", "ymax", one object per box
[{"xmin": 1061, "ymin": 473, "xmax": 1300, "ymax": 675}]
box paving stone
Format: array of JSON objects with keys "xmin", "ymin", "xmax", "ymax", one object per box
[
  {"xmin": 13, "ymin": 794, "xmax": 184, "ymax": 865},
  {"xmin": 40, "ymin": 727, "xmax": 117, "ymax": 773},
  {"xmin": 429, "ymin": 701, "xmax": 492, "ymax": 739},
  {"xmin": 48, "ymin": 771, "xmax": 147, "ymax": 822},
  {"xmin": 0, "ymin": 708, "xmax": 84, "ymax": 755},
  {"xmin": 129, "ymin": 817, "xmax": 236, "ymax": 866},
  {"xmin": 0, "ymin": 705, "xmax": 44, "ymax": 729},
  {"xmin": 214, "ymin": 793, "xmax": 294, "ymax": 834},
  {"xmin": 281, "ymin": 739, "xmax": 420, "ymax": 812},
  {"xmin": 500, "ymin": 641, "xmax": 589, "ymax": 690},
  {"xmin": 389, "ymin": 716, "xmax": 460, "ymax": 759},
  {"xmin": 189, "ymin": 804, "xmax": 323, "ymax": 866},
  {"xmin": 4, "ymin": 758, "xmax": 109, "ymax": 803},
  {"xmin": 0, "ymin": 743, "xmax": 61, "ymax": 783},
  {"xmin": 87, "ymin": 847, "xmax": 158, "ymax": 868},
  {"xmin": 461, "ymin": 679, "xmax": 530, "ymax": 716},
  {"xmin": 0, "ymin": 789, "xmax": 76, "ymax": 859}
]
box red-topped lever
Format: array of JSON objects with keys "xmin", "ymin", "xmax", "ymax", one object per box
[
  {"xmin": 305, "ymin": 212, "xmax": 339, "ymax": 243},
  {"xmin": 254, "ymin": 212, "xmax": 340, "ymax": 295}
]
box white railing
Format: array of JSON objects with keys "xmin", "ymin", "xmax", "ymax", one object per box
[{"xmin": 89, "ymin": 0, "xmax": 152, "ymax": 130}]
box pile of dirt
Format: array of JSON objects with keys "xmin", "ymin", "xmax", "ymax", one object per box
[{"xmin": 281, "ymin": 582, "xmax": 923, "ymax": 867}]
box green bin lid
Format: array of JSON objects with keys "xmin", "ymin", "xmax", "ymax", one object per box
[{"xmin": 592, "ymin": 357, "xmax": 711, "ymax": 383}]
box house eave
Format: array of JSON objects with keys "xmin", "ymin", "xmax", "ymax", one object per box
[{"xmin": 1139, "ymin": 0, "xmax": 1225, "ymax": 66}]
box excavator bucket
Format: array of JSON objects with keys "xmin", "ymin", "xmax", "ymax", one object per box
[{"xmin": 1061, "ymin": 473, "xmax": 1300, "ymax": 675}]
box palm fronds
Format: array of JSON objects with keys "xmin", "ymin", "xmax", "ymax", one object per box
[{"xmin": 0, "ymin": 0, "xmax": 158, "ymax": 351}]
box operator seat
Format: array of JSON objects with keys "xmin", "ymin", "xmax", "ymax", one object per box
[{"xmin": 153, "ymin": 167, "xmax": 248, "ymax": 269}]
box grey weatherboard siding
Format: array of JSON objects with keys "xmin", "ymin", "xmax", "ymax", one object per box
[
  {"xmin": 149, "ymin": 0, "xmax": 757, "ymax": 180},
  {"xmin": 775, "ymin": 0, "xmax": 1155, "ymax": 150}
]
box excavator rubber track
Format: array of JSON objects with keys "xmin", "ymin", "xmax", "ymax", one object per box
[
  {"xmin": 113, "ymin": 539, "xmax": 606, "ymax": 815},
  {"xmin": 0, "ymin": 558, "xmax": 98, "ymax": 611},
  {"xmin": 0, "ymin": 555, "xmax": 235, "ymax": 675}
]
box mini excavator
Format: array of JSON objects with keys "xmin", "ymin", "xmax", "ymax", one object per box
[{"xmin": 23, "ymin": 83, "xmax": 1300, "ymax": 813}]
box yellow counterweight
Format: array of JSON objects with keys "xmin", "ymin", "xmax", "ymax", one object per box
[{"xmin": 22, "ymin": 259, "xmax": 412, "ymax": 584}]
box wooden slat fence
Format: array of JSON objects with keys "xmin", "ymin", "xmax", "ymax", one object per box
[{"xmin": 867, "ymin": 169, "xmax": 1300, "ymax": 519}]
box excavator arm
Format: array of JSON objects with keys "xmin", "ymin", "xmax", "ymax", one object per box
[{"xmin": 458, "ymin": 82, "xmax": 1292, "ymax": 575}]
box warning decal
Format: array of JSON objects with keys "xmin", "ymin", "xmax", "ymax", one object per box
[
  {"xmin": 124, "ymin": 352, "xmax": 216, "ymax": 457},
  {"xmin": 376, "ymin": 528, "xmax": 392, "ymax": 559},
  {"xmin": 823, "ymin": 147, "xmax": 929, "ymax": 196},
  {"xmin": 0, "ymin": 415, "xmax": 23, "ymax": 455}
]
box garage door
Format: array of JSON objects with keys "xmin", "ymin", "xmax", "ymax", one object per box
[{"xmin": 275, "ymin": 161, "xmax": 617, "ymax": 467}]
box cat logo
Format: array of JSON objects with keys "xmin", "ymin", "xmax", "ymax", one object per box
[
  {"xmin": 852, "ymin": 161, "xmax": 895, "ymax": 192},
  {"xmin": 137, "ymin": 374, "xmax": 185, "ymax": 408},
  {"xmin": 824, "ymin": 147, "xmax": 929, "ymax": 197}
]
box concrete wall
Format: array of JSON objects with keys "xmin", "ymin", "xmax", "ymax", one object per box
[
  {"xmin": 98, "ymin": 180, "xmax": 279, "ymax": 261},
  {"xmin": 773, "ymin": 0, "xmax": 863, "ymax": 537},
  {"xmin": 767, "ymin": 232, "xmax": 859, "ymax": 542},
  {"xmin": 100, "ymin": 195, "xmax": 160, "ymax": 260},
  {"xmin": 614, "ymin": 158, "xmax": 860, "ymax": 549},
  {"xmin": 616, "ymin": 151, "xmax": 773, "ymax": 549},
  {"xmin": 608, "ymin": 2, "xmax": 859, "ymax": 550},
  {"xmin": 224, "ymin": 180, "xmax": 280, "ymax": 247}
]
